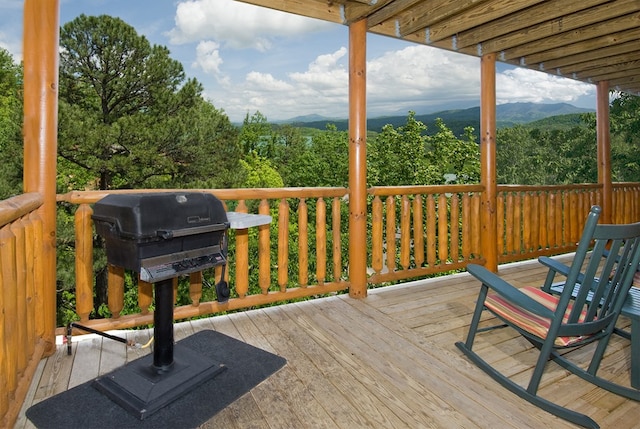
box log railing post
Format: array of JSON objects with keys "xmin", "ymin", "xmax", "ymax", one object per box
[
  {"xmin": 348, "ymin": 18, "xmax": 368, "ymax": 297},
  {"xmin": 597, "ymin": 81, "xmax": 612, "ymax": 224},
  {"xmin": 480, "ymin": 53, "xmax": 498, "ymax": 272},
  {"xmin": 22, "ymin": 0, "xmax": 60, "ymax": 354}
]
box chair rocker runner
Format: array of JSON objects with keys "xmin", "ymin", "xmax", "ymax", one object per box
[{"xmin": 456, "ymin": 206, "xmax": 640, "ymax": 429}]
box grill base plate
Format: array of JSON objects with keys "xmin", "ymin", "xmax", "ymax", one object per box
[{"xmin": 93, "ymin": 345, "xmax": 226, "ymax": 420}]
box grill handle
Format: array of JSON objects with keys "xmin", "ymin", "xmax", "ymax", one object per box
[{"xmin": 156, "ymin": 222, "xmax": 229, "ymax": 240}]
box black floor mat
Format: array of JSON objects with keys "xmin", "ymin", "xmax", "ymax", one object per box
[{"xmin": 26, "ymin": 329, "xmax": 286, "ymax": 428}]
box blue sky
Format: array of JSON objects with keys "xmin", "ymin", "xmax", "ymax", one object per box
[{"xmin": 1, "ymin": 0, "xmax": 596, "ymax": 123}]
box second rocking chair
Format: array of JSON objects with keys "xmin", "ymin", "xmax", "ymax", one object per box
[{"xmin": 456, "ymin": 206, "xmax": 640, "ymax": 429}]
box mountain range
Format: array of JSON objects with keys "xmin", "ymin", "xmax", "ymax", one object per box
[{"xmin": 278, "ymin": 102, "xmax": 594, "ymax": 136}]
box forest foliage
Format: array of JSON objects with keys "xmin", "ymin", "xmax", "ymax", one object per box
[{"xmin": 1, "ymin": 15, "xmax": 640, "ymax": 324}]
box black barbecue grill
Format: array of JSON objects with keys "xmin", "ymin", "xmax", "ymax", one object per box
[
  {"xmin": 89, "ymin": 192, "xmax": 231, "ymax": 419},
  {"xmin": 92, "ymin": 192, "xmax": 229, "ymax": 283}
]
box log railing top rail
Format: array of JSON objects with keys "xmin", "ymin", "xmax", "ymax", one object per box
[
  {"xmin": 0, "ymin": 193, "xmax": 44, "ymax": 227},
  {"xmin": 57, "ymin": 187, "xmax": 348, "ymax": 204}
]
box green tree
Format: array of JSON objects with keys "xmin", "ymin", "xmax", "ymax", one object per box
[
  {"xmin": 368, "ymin": 112, "xmax": 479, "ymax": 186},
  {"xmin": 269, "ymin": 124, "xmax": 308, "ymax": 186},
  {"xmin": 239, "ymin": 111, "xmax": 272, "ymax": 156},
  {"xmin": 425, "ymin": 119, "xmax": 479, "ymax": 184},
  {"xmin": 56, "ymin": 14, "xmax": 244, "ymax": 321},
  {"xmin": 496, "ymin": 117, "xmax": 596, "ymax": 185},
  {"xmin": 610, "ymin": 93, "xmax": 640, "ymax": 182},
  {"xmin": 611, "ymin": 93, "xmax": 640, "ymax": 145},
  {"xmin": 306, "ymin": 124, "xmax": 349, "ymax": 187},
  {"xmin": 58, "ymin": 14, "xmax": 242, "ymax": 190},
  {"xmin": 240, "ymin": 152, "xmax": 284, "ymax": 189},
  {"xmin": 0, "ymin": 48, "xmax": 23, "ymax": 198}
]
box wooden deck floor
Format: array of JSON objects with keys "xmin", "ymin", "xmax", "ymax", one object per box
[{"xmin": 15, "ymin": 256, "xmax": 640, "ymax": 428}]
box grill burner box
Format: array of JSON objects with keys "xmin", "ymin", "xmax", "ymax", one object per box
[{"xmin": 92, "ymin": 192, "xmax": 229, "ymax": 282}]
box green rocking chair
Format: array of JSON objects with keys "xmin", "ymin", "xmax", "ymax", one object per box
[{"xmin": 456, "ymin": 206, "xmax": 640, "ymax": 429}]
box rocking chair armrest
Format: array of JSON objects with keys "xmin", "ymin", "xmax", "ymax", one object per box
[
  {"xmin": 467, "ymin": 264, "xmax": 556, "ymax": 320},
  {"xmin": 539, "ymin": 256, "xmax": 571, "ymax": 275},
  {"xmin": 539, "ymin": 256, "xmax": 585, "ymax": 292}
]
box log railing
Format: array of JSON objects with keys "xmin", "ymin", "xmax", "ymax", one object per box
[
  {"xmin": 613, "ymin": 182, "xmax": 640, "ymax": 224},
  {"xmin": 0, "ymin": 193, "xmax": 46, "ymax": 429},
  {"xmin": 56, "ymin": 188, "xmax": 351, "ymax": 333},
  {"xmin": 497, "ymin": 184, "xmax": 601, "ymax": 263},
  {"xmin": 53, "ymin": 183, "xmax": 640, "ymax": 334},
  {"xmin": 367, "ymin": 184, "xmax": 485, "ymax": 284}
]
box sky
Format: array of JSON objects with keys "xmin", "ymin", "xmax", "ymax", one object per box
[{"xmin": 1, "ymin": 0, "xmax": 597, "ymax": 123}]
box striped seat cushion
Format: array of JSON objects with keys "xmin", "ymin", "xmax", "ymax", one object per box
[
  {"xmin": 633, "ymin": 270, "xmax": 640, "ymax": 288},
  {"xmin": 485, "ymin": 286, "xmax": 592, "ymax": 347}
]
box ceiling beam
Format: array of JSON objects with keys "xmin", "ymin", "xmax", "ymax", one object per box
[
  {"xmin": 422, "ymin": 0, "xmax": 544, "ymax": 43},
  {"xmin": 539, "ymin": 37, "xmax": 640, "ymax": 70},
  {"xmin": 454, "ymin": 0, "xmax": 604, "ymax": 50},
  {"xmin": 524, "ymin": 27, "xmax": 640, "ymax": 67},
  {"xmin": 564, "ymin": 53, "xmax": 640, "ymax": 79},
  {"xmin": 396, "ymin": 0, "xmax": 489, "ymax": 38},
  {"xmin": 501, "ymin": 9, "xmax": 640, "ymax": 61}
]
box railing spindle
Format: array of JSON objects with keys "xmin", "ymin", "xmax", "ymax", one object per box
[
  {"xmin": 372, "ymin": 196, "xmax": 383, "ymax": 274},
  {"xmin": 107, "ymin": 265, "xmax": 124, "ymax": 318},
  {"xmin": 400, "ymin": 195, "xmax": 410, "ymax": 270},
  {"xmin": 426, "ymin": 195, "xmax": 436, "ymax": 266},
  {"xmin": 258, "ymin": 199, "xmax": 271, "ymax": 293},
  {"xmin": 74, "ymin": 204, "xmax": 93, "ymax": 323},
  {"xmin": 1, "ymin": 226, "xmax": 17, "ymax": 394},
  {"xmin": 235, "ymin": 200, "xmax": 249, "ymax": 299},
  {"xmin": 462, "ymin": 193, "xmax": 471, "ymax": 260},
  {"xmin": 278, "ymin": 198, "xmax": 289, "ymax": 292},
  {"xmin": 413, "ymin": 195, "xmax": 424, "ymax": 267},
  {"xmin": 189, "ymin": 271, "xmax": 202, "ymax": 306},
  {"xmin": 298, "ymin": 198, "xmax": 308, "ymax": 287},
  {"xmin": 450, "ymin": 194, "xmax": 460, "ymax": 262},
  {"xmin": 438, "ymin": 194, "xmax": 448, "ymax": 263},
  {"xmin": 316, "ymin": 197, "xmax": 326, "ymax": 285},
  {"xmin": 138, "ymin": 277, "xmax": 153, "ymax": 314},
  {"xmin": 523, "ymin": 192, "xmax": 532, "ymax": 252},
  {"xmin": 386, "ymin": 196, "xmax": 396, "ymax": 272},
  {"xmin": 11, "ymin": 219, "xmax": 27, "ymax": 371},
  {"xmin": 332, "ymin": 197, "xmax": 342, "ymax": 281}
]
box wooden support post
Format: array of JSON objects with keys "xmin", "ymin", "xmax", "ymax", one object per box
[
  {"xmin": 480, "ymin": 53, "xmax": 498, "ymax": 272},
  {"xmin": 596, "ymin": 81, "xmax": 612, "ymax": 224},
  {"xmin": 348, "ymin": 19, "xmax": 368, "ymax": 298},
  {"xmin": 22, "ymin": 0, "xmax": 60, "ymax": 354}
]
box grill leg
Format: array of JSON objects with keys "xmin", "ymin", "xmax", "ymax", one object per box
[{"xmin": 153, "ymin": 278, "xmax": 174, "ymax": 370}]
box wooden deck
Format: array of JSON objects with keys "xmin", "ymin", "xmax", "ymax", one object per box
[{"xmin": 15, "ymin": 256, "xmax": 640, "ymax": 428}]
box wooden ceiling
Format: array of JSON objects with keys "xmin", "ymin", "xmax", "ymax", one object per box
[{"xmin": 236, "ymin": 0, "xmax": 640, "ymax": 95}]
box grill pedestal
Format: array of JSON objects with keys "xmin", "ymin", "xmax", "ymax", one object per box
[
  {"xmin": 93, "ymin": 279, "xmax": 226, "ymax": 420},
  {"xmin": 93, "ymin": 278, "xmax": 226, "ymax": 420}
]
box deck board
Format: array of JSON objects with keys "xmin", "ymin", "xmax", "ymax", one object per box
[{"xmin": 16, "ymin": 256, "xmax": 640, "ymax": 428}]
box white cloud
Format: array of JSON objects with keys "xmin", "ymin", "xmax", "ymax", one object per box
[
  {"xmin": 204, "ymin": 48, "xmax": 350, "ymax": 121},
  {"xmin": 192, "ymin": 40, "xmax": 223, "ymax": 74},
  {"xmin": 167, "ymin": 0, "xmax": 596, "ymax": 122},
  {"xmin": 202, "ymin": 42, "xmax": 597, "ymax": 122},
  {"xmin": 168, "ymin": 0, "xmax": 331, "ymax": 51},
  {"xmin": 366, "ymin": 46, "xmax": 480, "ymax": 113},
  {"xmin": 0, "ymin": 35, "xmax": 21, "ymax": 61},
  {"xmin": 245, "ymin": 72, "xmax": 294, "ymax": 92},
  {"xmin": 290, "ymin": 48, "xmax": 348, "ymax": 89},
  {"xmin": 496, "ymin": 68, "xmax": 593, "ymax": 104}
]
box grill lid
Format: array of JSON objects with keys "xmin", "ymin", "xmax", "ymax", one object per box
[{"xmin": 92, "ymin": 192, "xmax": 228, "ymax": 240}]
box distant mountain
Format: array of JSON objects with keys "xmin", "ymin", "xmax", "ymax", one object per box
[
  {"xmin": 280, "ymin": 113, "xmax": 339, "ymax": 123},
  {"xmin": 280, "ymin": 102, "xmax": 594, "ymax": 136}
]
